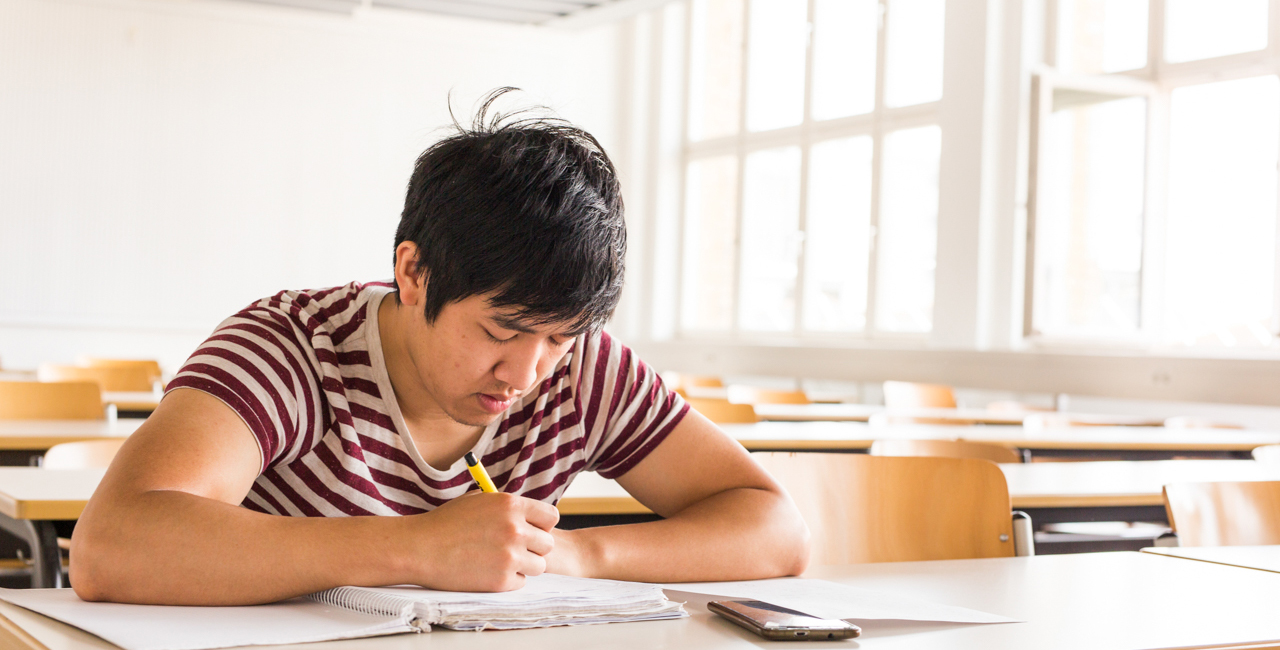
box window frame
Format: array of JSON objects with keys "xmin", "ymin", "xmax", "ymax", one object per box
[
  {"xmin": 1025, "ymin": 0, "xmax": 1280, "ymax": 351},
  {"xmin": 674, "ymin": 0, "xmax": 944, "ymax": 343}
]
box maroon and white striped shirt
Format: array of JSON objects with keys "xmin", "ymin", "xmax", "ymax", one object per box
[{"xmin": 167, "ymin": 282, "xmax": 688, "ymax": 517}]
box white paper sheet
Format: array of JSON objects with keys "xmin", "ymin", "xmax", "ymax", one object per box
[
  {"xmin": 662, "ymin": 577, "xmax": 1018, "ymax": 623},
  {"xmin": 0, "ymin": 588, "xmax": 411, "ymax": 650}
]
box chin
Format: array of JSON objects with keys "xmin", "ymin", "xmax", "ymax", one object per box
[{"xmin": 446, "ymin": 408, "xmax": 504, "ymax": 428}]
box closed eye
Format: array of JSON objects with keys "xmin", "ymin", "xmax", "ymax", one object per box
[{"xmin": 484, "ymin": 328, "xmax": 517, "ymax": 343}]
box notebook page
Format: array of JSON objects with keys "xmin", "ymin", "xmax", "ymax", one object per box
[
  {"xmin": 662, "ymin": 578, "xmax": 1019, "ymax": 623},
  {"xmin": 0, "ymin": 588, "xmax": 416, "ymax": 650}
]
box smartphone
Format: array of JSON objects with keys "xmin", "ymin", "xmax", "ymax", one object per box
[{"xmin": 708, "ymin": 600, "xmax": 861, "ymax": 641}]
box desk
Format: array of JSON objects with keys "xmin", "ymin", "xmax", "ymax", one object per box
[
  {"xmin": 1, "ymin": 553, "xmax": 1279, "ymax": 649},
  {"xmin": 561, "ymin": 460, "xmax": 1280, "ymax": 526},
  {"xmin": 101, "ymin": 392, "xmax": 160, "ymax": 415},
  {"xmin": 0, "ymin": 469, "xmax": 105, "ymax": 589},
  {"xmin": 722, "ymin": 421, "xmax": 1280, "ymax": 459},
  {"xmin": 0, "ymin": 420, "xmax": 143, "ymax": 451},
  {"xmin": 1141, "ymin": 545, "xmax": 1280, "ymax": 573}
]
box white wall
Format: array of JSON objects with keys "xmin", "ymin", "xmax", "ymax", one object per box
[{"xmin": 0, "ymin": 0, "xmax": 622, "ymax": 373}]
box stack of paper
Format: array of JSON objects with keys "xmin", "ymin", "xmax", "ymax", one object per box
[{"xmin": 315, "ymin": 574, "xmax": 686, "ymax": 630}]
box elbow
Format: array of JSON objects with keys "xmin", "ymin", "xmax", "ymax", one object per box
[
  {"xmin": 68, "ymin": 526, "xmax": 118, "ymax": 602},
  {"xmin": 769, "ymin": 495, "xmax": 812, "ymax": 577}
]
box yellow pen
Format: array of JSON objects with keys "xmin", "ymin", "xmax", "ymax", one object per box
[{"xmin": 464, "ymin": 452, "xmax": 498, "ymax": 493}]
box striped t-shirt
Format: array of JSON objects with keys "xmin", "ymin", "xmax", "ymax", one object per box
[{"xmin": 167, "ymin": 282, "xmax": 688, "ymax": 517}]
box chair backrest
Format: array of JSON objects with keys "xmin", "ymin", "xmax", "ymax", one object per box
[
  {"xmin": 77, "ymin": 358, "xmax": 162, "ymax": 381},
  {"xmin": 1253, "ymin": 445, "xmax": 1280, "ymax": 464},
  {"xmin": 1163, "ymin": 481, "xmax": 1280, "ymax": 546},
  {"xmin": 37, "ymin": 364, "xmax": 155, "ymax": 392},
  {"xmin": 726, "ymin": 386, "xmax": 810, "ymax": 405},
  {"xmin": 43, "ymin": 439, "xmax": 127, "ymax": 469},
  {"xmin": 882, "ymin": 381, "xmax": 956, "ymax": 409},
  {"xmin": 754, "ymin": 453, "xmax": 1015, "ymax": 563},
  {"xmin": 869, "ymin": 438, "xmax": 1022, "ymax": 464},
  {"xmin": 685, "ymin": 398, "xmax": 759, "ymax": 424},
  {"xmin": 0, "ymin": 381, "xmax": 104, "ymax": 420}
]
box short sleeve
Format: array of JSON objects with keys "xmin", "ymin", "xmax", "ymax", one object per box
[
  {"xmin": 165, "ymin": 302, "xmax": 325, "ymax": 473},
  {"xmin": 578, "ymin": 331, "xmax": 690, "ymax": 478}
]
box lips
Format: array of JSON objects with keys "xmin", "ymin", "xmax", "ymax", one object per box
[{"xmin": 476, "ymin": 392, "xmax": 516, "ymax": 414}]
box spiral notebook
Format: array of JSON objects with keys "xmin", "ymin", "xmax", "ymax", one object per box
[{"xmin": 0, "ymin": 574, "xmax": 686, "ymax": 650}]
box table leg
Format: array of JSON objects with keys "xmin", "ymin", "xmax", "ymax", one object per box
[{"xmin": 0, "ymin": 516, "xmax": 62, "ymax": 589}]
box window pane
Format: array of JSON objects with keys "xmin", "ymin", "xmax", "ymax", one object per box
[
  {"xmin": 682, "ymin": 156, "xmax": 739, "ymax": 331},
  {"xmin": 1165, "ymin": 76, "xmax": 1278, "ymax": 347},
  {"xmin": 884, "ymin": 0, "xmax": 945, "ymax": 107},
  {"xmin": 1034, "ymin": 96, "xmax": 1146, "ymax": 336},
  {"xmin": 739, "ymin": 147, "xmax": 802, "ymax": 331},
  {"xmin": 876, "ymin": 126, "xmax": 940, "ymax": 332},
  {"xmin": 812, "ymin": 0, "xmax": 878, "ymax": 120},
  {"xmin": 1165, "ymin": 0, "xmax": 1267, "ymax": 63},
  {"xmin": 804, "ymin": 137, "xmax": 873, "ymax": 331},
  {"xmin": 1057, "ymin": 0, "xmax": 1148, "ymax": 74},
  {"xmin": 689, "ymin": 0, "xmax": 744, "ymax": 141},
  {"xmin": 745, "ymin": 0, "xmax": 808, "ymax": 131}
]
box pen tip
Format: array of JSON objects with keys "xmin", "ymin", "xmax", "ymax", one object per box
[{"xmin": 464, "ymin": 451, "xmax": 478, "ymax": 466}]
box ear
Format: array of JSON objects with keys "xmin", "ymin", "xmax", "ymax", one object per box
[{"xmin": 393, "ymin": 241, "xmax": 428, "ymax": 307}]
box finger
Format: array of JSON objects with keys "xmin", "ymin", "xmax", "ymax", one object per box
[
  {"xmin": 523, "ymin": 526, "xmax": 555, "ymax": 556},
  {"xmin": 521, "ymin": 498, "xmax": 561, "ymax": 531},
  {"xmin": 518, "ymin": 551, "xmax": 547, "ymax": 578}
]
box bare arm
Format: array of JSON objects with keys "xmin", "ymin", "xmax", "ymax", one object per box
[
  {"xmin": 546, "ymin": 410, "xmax": 811, "ymax": 582},
  {"xmin": 70, "ymin": 389, "xmax": 559, "ymax": 605}
]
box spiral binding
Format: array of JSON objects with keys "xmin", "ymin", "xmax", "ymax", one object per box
[{"xmin": 308, "ymin": 587, "xmax": 418, "ymax": 619}]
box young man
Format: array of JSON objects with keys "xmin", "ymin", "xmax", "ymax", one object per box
[{"xmin": 70, "ymin": 97, "xmax": 810, "ymax": 605}]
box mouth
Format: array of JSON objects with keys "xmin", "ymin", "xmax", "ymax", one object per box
[{"xmin": 476, "ymin": 392, "xmax": 517, "ymax": 414}]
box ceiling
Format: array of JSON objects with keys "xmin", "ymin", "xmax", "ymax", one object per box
[{"xmin": 239, "ymin": 0, "xmax": 651, "ymax": 25}]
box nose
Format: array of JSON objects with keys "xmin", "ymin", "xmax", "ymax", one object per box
[{"xmin": 492, "ymin": 340, "xmax": 544, "ymax": 393}]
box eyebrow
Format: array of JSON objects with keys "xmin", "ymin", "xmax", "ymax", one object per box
[{"xmin": 490, "ymin": 313, "xmax": 587, "ymax": 339}]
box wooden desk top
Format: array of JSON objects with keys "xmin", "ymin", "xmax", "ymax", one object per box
[
  {"xmin": 557, "ymin": 460, "xmax": 1280, "ymax": 514},
  {"xmin": 753, "ymin": 403, "xmax": 1029, "ymax": 425},
  {"xmin": 1142, "ymin": 545, "xmax": 1280, "ymax": 573},
  {"xmin": 1, "ymin": 553, "xmax": 1279, "ymax": 649},
  {"xmin": 0, "ymin": 469, "xmax": 107, "ymax": 520},
  {"xmin": 721, "ymin": 420, "xmax": 1280, "ymax": 452},
  {"xmin": 102, "ymin": 392, "xmax": 161, "ymax": 412},
  {"xmin": 0, "ymin": 420, "xmax": 143, "ymax": 450}
]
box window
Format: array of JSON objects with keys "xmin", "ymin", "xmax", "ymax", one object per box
[
  {"xmin": 1028, "ymin": 0, "xmax": 1280, "ymax": 350},
  {"xmin": 678, "ymin": 0, "xmax": 946, "ymax": 339}
]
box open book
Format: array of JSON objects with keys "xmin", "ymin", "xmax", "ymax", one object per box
[{"xmin": 0, "ymin": 575, "xmax": 686, "ymax": 650}]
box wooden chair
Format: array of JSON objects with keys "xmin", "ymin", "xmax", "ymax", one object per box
[
  {"xmin": 0, "ymin": 381, "xmax": 103, "ymax": 420},
  {"xmin": 882, "ymin": 381, "xmax": 956, "ymax": 409},
  {"xmin": 1163, "ymin": 481, "xmax": 1280, "ymax": 546},
  {"xmin": 685, "ymin": 398, "xmax": 759, "ymax": 424},
  {"xmin": 753, "ymin": 453, "xmax": 1018, "ymax": 564},
  {"xmin": 42, "ymin": 439, "xmax": 127, "ymax": 470},
  {"xmin": 869, "ymin": 439, "xmax": 1022, "ymax": 464},
  {"xmin": 78, "ymin": 358, "xmax": 162, "ymax": 381},
  {"xmin": 1253, "ymin": 445, "xmax": 1280, "ymax": 464},
  {"xmin": 37, "ymin": 364, "xmax": 155, "ymax": 392},
  {"xmin": 726, "ymin": 385, "xmax": 811, "ymax": 405}
]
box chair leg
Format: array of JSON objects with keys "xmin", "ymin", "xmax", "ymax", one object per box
[{"xmin": 1012, "ymin": 511, "xmax": 1036, "ymax": 556}]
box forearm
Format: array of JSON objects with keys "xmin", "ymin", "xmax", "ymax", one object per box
[
  {"xmin": 71, "ymin": 490, "xmax": 407, "ymax": 605},
  {"xmin": 565, "ymin": 487, "xmax": 810, "ymax": 583}
]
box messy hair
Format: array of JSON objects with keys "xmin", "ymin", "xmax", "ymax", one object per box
[{"xmin": 393, "ymin": 88, "xmax": 626, "ymax": 334}]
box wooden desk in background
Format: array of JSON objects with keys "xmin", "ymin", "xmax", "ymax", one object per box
[
  {"xmin": 101, "ymin": 392, "xmax": 161, "ymax": 415},
  {"xmin": 0, "ymin": 469, "xmax": 106, "ymax": 588},
  {"xmin": 560, "ymin": 460, "xmax": 1280, "ymax": 526},
  {"xmin": 1, "ymin": 553, "xmax": 1280, "ymax": 649},
  {"xmin": 1142, "ymin": 545, "xmax": 1280, "ymax": 574},
  {"xmin": 722, "ymin": 421, "xmax": 1280, "ymax": 460},
  {"xmin": 0, "ymin": 420, "xmax": 143, "ymax": 452}
]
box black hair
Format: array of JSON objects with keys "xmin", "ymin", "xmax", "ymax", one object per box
[{"xmin": 393, "ymin": 88, "xmax": 626, "ymax": 334}]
